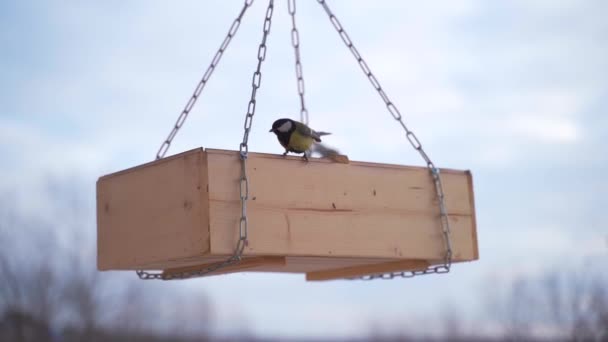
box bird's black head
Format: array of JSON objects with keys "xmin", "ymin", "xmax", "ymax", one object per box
[{"xmin": 269, "ymin": 118, "xmax": 295, "ymax": 135}]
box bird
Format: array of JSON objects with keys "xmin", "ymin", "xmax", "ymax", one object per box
[{"xmin": 269, "ymin": 118, "xmax": 348, "ymax": 163}]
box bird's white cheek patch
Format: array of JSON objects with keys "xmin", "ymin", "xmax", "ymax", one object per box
[{"xmin": 277, "ymin": 121, "xmax": 292, "ymax": 132}]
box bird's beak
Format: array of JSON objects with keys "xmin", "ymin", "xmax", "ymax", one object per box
[{"xmin": 269, "ymin": 128, "xmax": 274, "ymax": 132}]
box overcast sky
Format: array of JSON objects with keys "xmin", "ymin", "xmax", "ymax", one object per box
[{"xmin": 1, "ymin": 0, "xmax": 607, "ymax": 339}]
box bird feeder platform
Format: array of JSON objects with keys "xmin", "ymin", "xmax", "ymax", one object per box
[{"xmin": 97, "ymin": 148, "xmax": 478, "ymax": 281}]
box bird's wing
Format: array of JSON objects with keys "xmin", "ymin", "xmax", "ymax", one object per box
[{"xmin": 294, "ymin": 122, "xmax": 330, "ymax": 142}]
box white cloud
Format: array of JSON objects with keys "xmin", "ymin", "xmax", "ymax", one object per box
[
  {"xmin": 506, "ymin": 115, "xmax": 580, "ymax": 143},
  {"xmin": 480, "ymin": 223, "xmax": 608, "ymax": 279}
]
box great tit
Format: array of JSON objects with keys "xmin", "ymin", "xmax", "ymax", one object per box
[{"xmin": 269, "ymin": 118, "xmax": 348, "ymax": 163}]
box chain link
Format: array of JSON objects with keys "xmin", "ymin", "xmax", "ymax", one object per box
[
  {"xmin": 154, "ymin": 0, "xmax": 254, "ymax": 161},
  {"xmin": 287, "ymin": 0, "xmax": 309, "ymax": 125},
  {"xmin": 240, "ymin": 0, "xmax": 274, "ymax": 155},
  {"xmin": 316, "ymin": 0, "xmax": 453, "ymax": 280},
  {"xmin": 136, "ymin": 0, "xmax": 275, "ymax": 280}
]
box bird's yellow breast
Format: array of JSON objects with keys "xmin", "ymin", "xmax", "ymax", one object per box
[{"xmin": 288, "ymin": 131, "xmax": 314, "ymax": 153}]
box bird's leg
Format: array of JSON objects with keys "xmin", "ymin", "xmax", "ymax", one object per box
[
  {"xmin": 302, "ymin": 154, "xmax": 309, "ymax": 162},
  {"xmin": 282, "ymin": 150, "xmax": 288, "ymax": 157}
]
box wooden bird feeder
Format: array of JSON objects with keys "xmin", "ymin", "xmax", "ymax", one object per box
[
  {"xmin": 97, "ymin": 147, "xmax": 478, "ymax": 281},
  {"xmin": 96, "ymin": 1, "xmax": 481, "ymax": 281}
]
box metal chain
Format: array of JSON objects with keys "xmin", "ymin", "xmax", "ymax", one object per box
[
  {"xmin": 136, "ymin": 0, "xmax": 274, "ymax": 280},
  {"xmin": 287, "ymin": 0, "xmax": 309, "ymax": 125},
  {"xmin": 316, "ymin": 0, "xmax": 453, "ymax": 279},
  {"xmin": 236, "ymin": 0, "xmax": 275, "ymax": 270},
  {"xmin": 240, "ymin": 0, "xmax": 274, "ymax": 157},
  {"xmin": 154, "ymin": 0, "xmax": 255, "ymax": 161}
]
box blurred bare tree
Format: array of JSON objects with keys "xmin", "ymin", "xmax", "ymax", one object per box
[
  {"xmin": 480, "ymin": 263, "xmax": 608, "ymax": 341},
  {"xmin": 0, "ymin": 180, "xmax": 215, "ymax": 342}
]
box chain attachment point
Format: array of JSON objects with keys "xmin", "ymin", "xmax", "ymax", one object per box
[{"xmin": 153, "ymin": 0, "xmax": 255, "ymax": 161}]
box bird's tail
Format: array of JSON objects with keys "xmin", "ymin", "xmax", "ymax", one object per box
[
  {"xmin": 311, "ymin": 131, "xmax": 332, "ymax": 142},
  {"xmin": 311, "ymin": 143, "xmax": 349, "ymax": 164}
]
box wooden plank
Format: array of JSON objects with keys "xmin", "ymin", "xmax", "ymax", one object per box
[
  {"xmin": 161, "ymin": 256, "xmax": 286, "ymax": 278},
  {"xmin": 249, "ymin": 256, "xmax": 416, "ymax": 274},
  {"xmin": 125, "ymin": 255, "xmax": 403, "ymax": 273},
  {"xmin": 210, "ymin": 202, "xmax": 473, "ymax": 260},
  {"xmin": 97, "ymin": 149, "xmax": 210, "ymax": 270},
  {"xmin": 206, "ymin": 149, "xmax": 477, "ymax": 261},
  {"xmin": 231, "ymin": 256, "xmax": 408, "ymax": 273},
  {"xmin": 306, "ymin": 259, "xmax": 430, "ymax": 281}
]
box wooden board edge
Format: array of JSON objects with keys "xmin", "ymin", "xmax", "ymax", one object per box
[
  {"xmin": 97, "ymin": 147, "xmax": 205, "ymax": 182},
  {"xmin": 114, "ymin": 253, "xmax": 474, "ymax": 271},
  {"xmin": 305, "ymin": 259, "xmax": 430, "ymax": 281},
  {"xmin": 161, "ymin": 256, "xmax": 286, "ymax": 279},
  {"xmin": 96, "ymin": 178, "xmax": 103, "ymax": 270},
  {"xmin": 204, "ymin": 148, "xmax": 468, "ymax": 175},
  {"xmin": 97, "ymin": 147, "xmax": 469, "ymax": 181},
  {"xmin": 466, "ymin": 170, "xmax": 480, "ymax": 261},
  {"xmin": 199, "ymin": 150, "xmax": 211, "ymax": 255}
]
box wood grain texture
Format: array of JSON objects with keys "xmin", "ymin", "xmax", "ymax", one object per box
[
  {"xmin": 97, "ymin": 149, "xmax": 209, "ymax": 270},
  {"xmin": 206, "ymin": 149, "xmax": 477, "ymax": 261}
]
